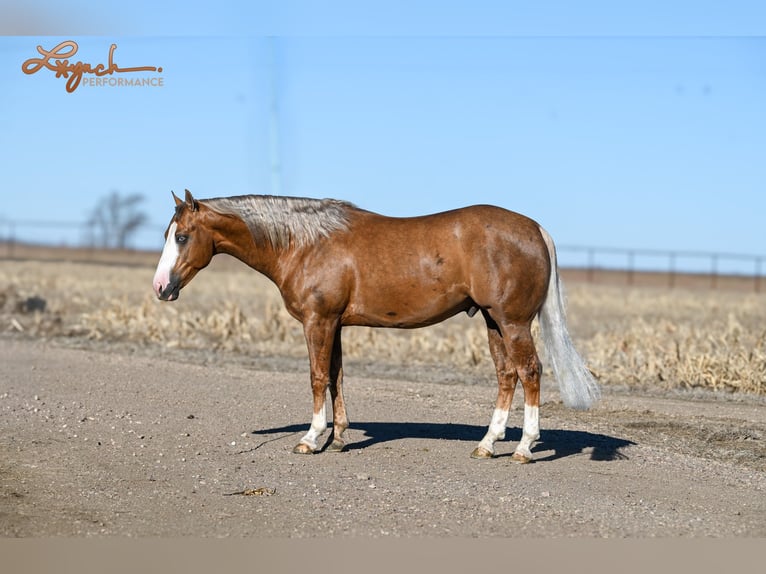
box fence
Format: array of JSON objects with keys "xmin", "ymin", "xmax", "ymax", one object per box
[
  {"xmin": 0, "ymin": 218, "xmax": 166, "ymax": 252},
  {"xmin": 1, "ymin": 219, "xmax": 764, "ymax": 292},
  {"xmin": 557, "ymin": 245, "xmax": 764, "ymax": 292}
]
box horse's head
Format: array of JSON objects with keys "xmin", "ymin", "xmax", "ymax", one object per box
[{"xmin": 153, "ymin": 189, "xmax": 216, "ymax": 301}]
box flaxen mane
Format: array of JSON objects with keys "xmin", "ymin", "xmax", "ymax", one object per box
[{"xmin": 204, "ymin": 195, "xmax": 354, "ymax": 249}]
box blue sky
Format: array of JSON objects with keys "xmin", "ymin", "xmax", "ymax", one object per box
[{"xmin": 1, "ymin": 1, "xmax": 764, "ymax": 273}]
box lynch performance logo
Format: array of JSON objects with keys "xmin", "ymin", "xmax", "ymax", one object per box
[{"xmin": 21, "ymin": 40, "xmax": 164, "ymax": 93}]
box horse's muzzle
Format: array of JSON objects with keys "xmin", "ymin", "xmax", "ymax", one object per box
[{"xmin": 155, "ymin": 275, "xmax": 181, "ymax": 301}]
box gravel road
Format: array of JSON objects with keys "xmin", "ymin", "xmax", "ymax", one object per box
[{"xmin": 1, "ymin": 337, "xmax": 764, "ymax": 537}]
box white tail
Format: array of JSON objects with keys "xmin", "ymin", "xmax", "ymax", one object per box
[{"xmin": 537, "ymin": 226, "xmax": 601, "ymax": 409}]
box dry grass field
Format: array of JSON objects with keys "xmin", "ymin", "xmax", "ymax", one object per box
[
  {"xmin": 3, "ymin": 248, "xmax": 766, "ymax": 539},
  {"xmin": 1, "ymin": 247, "xmax": 764, "ymax": 397}
]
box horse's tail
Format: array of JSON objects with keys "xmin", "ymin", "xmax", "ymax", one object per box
[{"xmin": 537, "ymin": 226, "xmax": 601, "ymax": 410}]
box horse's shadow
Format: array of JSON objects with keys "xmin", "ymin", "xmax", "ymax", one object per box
[{"xmin": 251, "ymin": 421, "xmax": 635, "ymax": 462}]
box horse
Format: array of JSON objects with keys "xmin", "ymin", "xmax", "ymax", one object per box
[{"xmin": 153, "ymin": 190, "xmax": 600, "ymax": 463}]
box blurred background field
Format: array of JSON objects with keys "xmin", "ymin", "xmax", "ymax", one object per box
[
  {"xmin": 1, "ymin": 246, "xmax": 764, "ymax": 397},
  {"xmin": 3, "ymin": 21, "xmax": 765, "ymax": 401}
]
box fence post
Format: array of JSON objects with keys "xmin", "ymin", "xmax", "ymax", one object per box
[
  {"xmin": 669, "ymin": 252, "xmax": 676, "ymax": 288},
  {"xmin": 8, "ymin": 221, "xmax": 15, "ymax": 259}
]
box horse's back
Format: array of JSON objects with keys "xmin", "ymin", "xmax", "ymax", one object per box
[
  {"xmin": 346, "ymin": 204, "xmax": 548, "ymax": 270},
  {"xmin": 349, "ymin": 203, "xmax": 541, "ymax": 239},
  {"xmin": 334, "ymin": 204, "xmax": 551, "ymax": 326}
]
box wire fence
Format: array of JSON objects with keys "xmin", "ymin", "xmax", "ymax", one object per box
[
  {"xmin": 1, "ymin": 219, "xmax": 764, "ymax": 292},
  {"xmin": 0, "ymin": 218, "xmax": 166, "ymax": 252},
  {"xmin": 557, "ymin": 245, "xmax": 764, "ymax": 292}
]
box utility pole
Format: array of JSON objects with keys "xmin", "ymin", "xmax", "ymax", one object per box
[{"xmin": 269, "ymin": 36, "xmax": 282, "ymax": 196}]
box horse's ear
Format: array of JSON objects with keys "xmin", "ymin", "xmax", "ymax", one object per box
[
  {"xmin": 172, "ymin": 191, "xmax": 183, "ymax": 206},
  {"xmin": 184, "ymin": 189, "xmax": 199, "ymax": 212}
]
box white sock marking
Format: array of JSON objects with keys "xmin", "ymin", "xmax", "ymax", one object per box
[
  {"xmin": 515, "ymin": 404, "xmax": 540, "ymax": 458},
  {"xmin": 299, "ymin": 401, "xmax": 327, "ymax": 451},
  {"xmin": 477, "ymin": 408, "xmax": 509, "ymax": 454}
]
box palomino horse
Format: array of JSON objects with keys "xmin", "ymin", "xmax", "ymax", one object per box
[{"xmin": 153, "ymin": 190, "xmax": 599, "ymax": 462}]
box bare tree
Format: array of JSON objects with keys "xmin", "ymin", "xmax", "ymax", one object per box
[{"xmin": 87, "ymin": 191, "xmax": 148, "ymax": 249}]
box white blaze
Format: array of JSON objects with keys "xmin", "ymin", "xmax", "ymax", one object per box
[{"xmin": 153, "ymin": 222, "xmax": 179, "ymax": 297}]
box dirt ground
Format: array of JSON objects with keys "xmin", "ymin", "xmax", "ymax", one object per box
[{"xmin": 1, "ymin": 336, "xmax": 764, "ymax": 538}]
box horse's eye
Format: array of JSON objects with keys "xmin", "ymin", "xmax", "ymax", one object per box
[{"xmin": 176, "ymin": 234, "xmax": 188, "ymax": 244}]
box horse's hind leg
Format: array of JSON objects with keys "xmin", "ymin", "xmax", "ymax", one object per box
[
  {"xmin": 471, "ymin": 315, "xmax": 518, "ymax": 459},
  {"xmin": 509, "ymin": 326, "xmax": 542, "ymax": 464},
  {"xmin": 326, "ymin": 328, "xmax": 349, "ymax": 452},
  {"xmin": 472, "ymin": 317, "xmax": 541, "ymax": 462}
]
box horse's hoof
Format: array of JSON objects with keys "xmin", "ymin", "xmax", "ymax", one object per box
[
  {"xmin": 326, "ymin": 440, "xmax": 345, "ymax": 453},
  {"xmin": 511, "ymin": 451, "xmax": 533, "ymax": 464},
  {"xmin": 470, "ymin": 447, "xmax": 494, "ymax": 459},
  {"xmin": 292, "ymin": 443, "xmax": 315, "ymax": 455}
]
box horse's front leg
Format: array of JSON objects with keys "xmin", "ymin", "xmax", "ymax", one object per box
[
  {"xmin": 326, "ymin": 327, "xmax": 349, "ymax": 452},
  {"xmin": 293, "ymin": 315, "xmax": 339, "ymax": 454}
]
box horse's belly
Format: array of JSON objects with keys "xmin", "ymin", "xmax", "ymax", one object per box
[{"xmin": 342, "ymin": 285, "xmax": 470, "ymax": 328}]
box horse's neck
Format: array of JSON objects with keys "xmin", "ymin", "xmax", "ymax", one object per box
[
  {"xmin": 208, "ymin": 219, "xmax": 276, "ymax": 281},
  {"xmin": 223, "ymin": 241, "xmax": 279, "ymax": 280},
  {"xmin": 211, "ymin": 213, "xmax": 313, "ymax": 292},
  {"xmin": 218, "ymin": 232, "xmax": 294, "ymax": 289}
]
